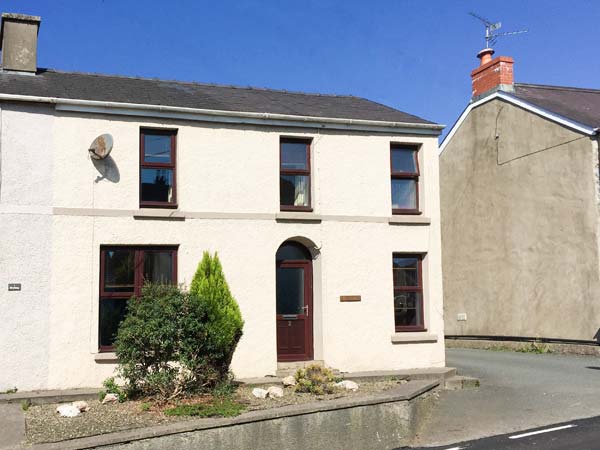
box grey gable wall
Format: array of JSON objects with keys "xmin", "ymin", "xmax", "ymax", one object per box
[{"xmin": 440, "ymin": 98, "xmax": 600, "ymax": 341}]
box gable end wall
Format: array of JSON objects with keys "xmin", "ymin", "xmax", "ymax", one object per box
[{"xmin": 440, "ymin": 99, "xmax": 600, "ymax": 341}]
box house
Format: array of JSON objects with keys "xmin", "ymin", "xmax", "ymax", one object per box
[
  {"xmin": 0, "ymin": 13, "xmax": 445, "ymax": 391},
  {"xmin": 440, "ymin": 47, "xmax": 600, "ymax": 346}
]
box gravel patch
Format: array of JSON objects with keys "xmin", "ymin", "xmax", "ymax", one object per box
[
  {"xmin": 239, "ymin": 378, "xmax": 407, "ymax": 411},
  {"xmin": 25, "ymin": 400, "xmax": 194, "ymax": 444},
  {"xmin": 25, "ymin": 378, "xmax": 408, "ymax": 444}
]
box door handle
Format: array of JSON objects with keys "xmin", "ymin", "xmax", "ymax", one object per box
[{"xmin": 303, "ymin": 305, "xmax": 309, "ymax": 317}]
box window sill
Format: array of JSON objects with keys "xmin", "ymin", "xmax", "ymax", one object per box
[
  {"xmin": 276, "ymin": 212, "xmax": 322, "ymax": 223},
  {"xmin": 94, "ymin": 352, "xmax": 118, "ymax": 363},
  {"xmin": 280, "ymin": 206, "xmax": 314, "ymax": 213},
  {"xmin": 390, "ymin": 332, "xmax": 438, "ymax": 344},
  {"xmin": 133, "ymin": 209, "xmax": 185, "ymax": 221},
  {"xmin": 388, "ymin": 216, "xmax": 431, "ymax": 225}
]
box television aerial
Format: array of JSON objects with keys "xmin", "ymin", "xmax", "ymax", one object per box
[
  {"xmin": 88, "ymin": 134, "xmax": 113, "ymax": 160},
  {"xmin": 469, "ymin": 12, "xmax": 528, "ymax": 48}
]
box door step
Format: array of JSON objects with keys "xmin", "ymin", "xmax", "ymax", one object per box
[{"xmin": 276, "ymin": 360, "xmax": 340, "ymax": 377}]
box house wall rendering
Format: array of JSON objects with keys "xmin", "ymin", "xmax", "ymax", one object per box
[
  {"xmin": 1, "ymin": 102, "xmax": 445, "ymax": 391},
  {"xmin": 440, "ymin": 98, "xmax": 600, "ymax": 342}
]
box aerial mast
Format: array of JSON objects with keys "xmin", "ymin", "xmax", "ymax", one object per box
[{"xmin": 469, "ymin": 12, "xmax": 528, "ymax": 49}]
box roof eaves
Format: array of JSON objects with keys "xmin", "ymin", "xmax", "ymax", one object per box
[
  {"xmin": 440, "ymin": 91, "xmax": 597, "ymax": 155},
  {"xmin": 0, "ymin": 92, "xmax": 445, "ymax": 135}
]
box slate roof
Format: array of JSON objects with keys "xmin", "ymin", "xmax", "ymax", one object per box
[
  {"xmin": 513, "ymin": 83, "xmax": 600, "ymax": 129},
  {"xmin": 0, "ymin": 68, "xmax": 436, "ymax": 125}
]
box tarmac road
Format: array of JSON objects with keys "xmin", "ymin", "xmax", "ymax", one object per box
[
  {"xmin": 412, "ymin": 347, "xmax": 600, "ymax": 447},
  {"xmin": 408, "ymin": 415, "xmax": 600, "ymax": 450}
]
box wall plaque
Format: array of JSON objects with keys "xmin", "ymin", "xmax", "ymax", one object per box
[
  {"xmin": 340, "ymin": 295, "xmax": 361, "ymax": 302},
  {"xmin": 8, "ymin": 283, "xmax": 21, "ymax": 291}
]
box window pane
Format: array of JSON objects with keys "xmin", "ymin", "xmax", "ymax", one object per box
[
  {"xmin": 393, "ymin": 257, "xmax": 419, "ymax": 287},
  {"xmin": 276, "ymin": 267, "xmax": 304, "ymax": 315},
  {"xmin": 143, "ymin": 134, "xmax": 172, "ymax": 163},
  {"xmin": 104, "ymin": 249, "xmax": 135, "ymax": 292},
  {"xmin": 280, "ymin": 175, "xmax": 309, "ymax": 207},
  {"xmin": 141, "ymin": 168, "xmax": 174, "ymax": 203},
  {"xmin": 276, "ymin": 242, "xmax": 311, "ymax": 261},
  {"xmin": 99, "ymin": 298, "xmax": 128, "ymax": 347},
  {"xmin": 394, "ymin": 292, "xmax": 422, "ymax": 327},
  {"xmin": 281, "ymin": 141, "xmax": 308, "ymax": 170},
  {"xmin": 391, "ymin": 179, "xmax": 417, "ymax": 210},
  {"xmin": 391, "ymin": 148, "xmax": 417, "ymax": 173},
  {"xmin": 143, "ymin": 251, "xmax": 174, "ymax": 284}
]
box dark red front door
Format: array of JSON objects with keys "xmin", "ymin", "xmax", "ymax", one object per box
[{"xmin": 276, "ymin": 260, "xmax": 313, "ymax": 361}]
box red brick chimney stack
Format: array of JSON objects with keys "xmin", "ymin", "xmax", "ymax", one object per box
[{"xmin": 471, "ymin": 48, "xmax": 514, "ymax": 98}]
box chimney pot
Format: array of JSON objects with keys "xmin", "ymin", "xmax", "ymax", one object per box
[
  {"xmin": 471, "ymin": 49, "xmax": 514, "ymax": 98},
  {"xmin": 477, "ymin": 48, "xmax": 495, "ymax": 66},
  {"xmin": 0, "ymin": 12, "xmax": 41, "ymax": 73}
]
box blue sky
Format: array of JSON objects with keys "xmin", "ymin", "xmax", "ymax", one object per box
[{"xmin": 3, "ymin": 0, "xmax": 600, "ymax": 134}]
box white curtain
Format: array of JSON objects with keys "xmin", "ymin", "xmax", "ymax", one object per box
[{"xmin": 294, "ymin": 176, "xmax": 308, "ymax": 206}]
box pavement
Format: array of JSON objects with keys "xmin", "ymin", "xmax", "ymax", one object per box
[
  {"xmin": 0, "ymin": 404, "xmax": 25, "ymax": 450},
  {"xmin": 413, "ymin": 347, "xmax": 600, "ymax": 447}
]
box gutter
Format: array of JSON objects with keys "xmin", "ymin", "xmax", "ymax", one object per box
[{"xmin": 0, "ymin": 93, "xmax": 445, "ymax": 136}]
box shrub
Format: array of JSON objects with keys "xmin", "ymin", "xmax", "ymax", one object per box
[
  {"xmin": 294, "ymin": 364, "xmax": 338, "ymax": 395},
  {"xmin": 115, "ymin": 284, "xmax": 187, "ymax": 400},
  {"xmin": 114, "ymin": 254, "xmax": 244, "ymax": 401},
  {"xmin": 99, "ymin": 377, "xmax": 127, "ymax": 402},
  {"xmin": 189, "ymin": 252, "xmax": 244, "ymax": 381}
]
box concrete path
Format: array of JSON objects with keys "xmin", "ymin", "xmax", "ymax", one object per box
[
  {"xmin": 0, "ymin": 404, "xmax": 25, "ymax": 449},
  {"xmin": 413, "ymin": 348, "xmax": 600, "ymax": 447}
]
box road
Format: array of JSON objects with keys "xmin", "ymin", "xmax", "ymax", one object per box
[
  {"xmin": 408, "ymin": 415, "xmax": 600, "ymax": 449},
  {"xmin": 412, "ymin": 348, "xmax": 600, "ymax": 447}
]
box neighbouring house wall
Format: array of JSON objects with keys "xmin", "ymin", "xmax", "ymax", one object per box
[
  {"xmin": 441, "ymin": 99, "xmax": 600, "ymax": 341},
  {"xmin": 1, "ymin": 104, "xmax": 444, "ymax": 390},
  {"xmin": 0, "ymin": 104, "xmax": 54, "ymax": 390}
]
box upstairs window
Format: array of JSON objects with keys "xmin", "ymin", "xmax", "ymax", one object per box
[
  {"xmin": 99, "ymin": 246, "xmax": 177, "ymax": 350},
  {"xmin": 280, "ymin": 138, "xmax": 311, "ymax": 211},
  {"xmin": 390, "ymin": 144, "xmax": 419, "ymax": 214},
  {"xmin": 140, "ymin": 129, "xmax": 177, "ymax": 207},
  {"xmin": 392, "ymin": 254, "xmax": 425, "ymax": 332}
]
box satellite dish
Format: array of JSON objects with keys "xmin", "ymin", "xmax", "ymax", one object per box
[{"xmin": 89, "ymin": 134, "xmax": 113, "ymax": 160}]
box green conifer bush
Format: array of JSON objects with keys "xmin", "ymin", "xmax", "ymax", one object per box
[{"xmin": 189, "ymin": 251, "xmax": 244, "ymax": 381}]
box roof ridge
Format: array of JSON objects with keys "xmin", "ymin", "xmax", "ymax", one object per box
[
  {"xmin": 516, "ymin": 82, "xmax": 600, "ymax": 94},
  {"xmin": 39, "ymin": 68, "xmax": 359, "ymax": 99}
]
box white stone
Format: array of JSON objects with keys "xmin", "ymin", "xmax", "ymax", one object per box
[
  {"xmin": 282, "ymin": 376, "xmax": 296, "ymax": 387},
  {"xmin": 102, "ymin": 393, "xmax": 119, "ymax": 404},
  {"xmin": 251, "ymin": 388, "xmax": 268, "ymax": 399},
  {"xmin": 56, "ymin": 404, "xmax": 81, "ymax": 417},
  {"xmin": 336, "ymin": 380, "xmax": 359, "ymax": 391},
  {"xmin": 267, "ymin": 386, "xmax": 284, "ymax": 398},
  {"xmin": 72, "ymin": 400, "xmax": 89, "ymax": 412}
]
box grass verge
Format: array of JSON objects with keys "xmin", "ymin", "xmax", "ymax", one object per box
[{"xmin": 164, "ymin": 398, "xmax": 246, "ymax": 418}]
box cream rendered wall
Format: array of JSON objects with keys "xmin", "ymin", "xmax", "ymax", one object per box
[
  {"xmin": 3, "ymin": 105, "xmax": 444, "ymax": 390},
  {"xmin": 0, "ymin": 104, "xmax": 54, "ymax": 390}
]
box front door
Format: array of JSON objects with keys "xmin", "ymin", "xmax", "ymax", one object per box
[{"xmin": 276, "ymin": 259, "xmax": 313, "ymax": 361}]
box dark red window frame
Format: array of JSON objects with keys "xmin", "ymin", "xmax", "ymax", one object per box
[
  {"xmin": 139, "ymin": 128, "xmax": 177, "ymax": 208},
  {"xmin": 99, "ymin": 245, "xmax": 178, "ymax": 352},
  {"xmin": 390, "ymin": 144, "xmax": 420, "ymax": 215},
  {"xmin": 279, "ymin": 137, "xmax": 312, "ymax": 212},
  {"xmin": 392, "ymin": 253, "xmax": 426, "ymax": 332}
]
